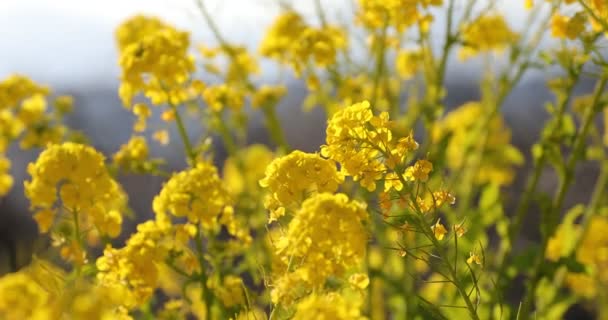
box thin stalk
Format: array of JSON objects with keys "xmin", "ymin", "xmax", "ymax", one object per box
[
  {"xmin": 194, "ymin": 226, "xmax": 215, "ymax": 319},
  {"xmin": 371, "ymin": 21, "xmax": 388, "ymax": 111},
  {"xmin": 169, "ymin": 102, "xmax": 197, "ymax": 164}
]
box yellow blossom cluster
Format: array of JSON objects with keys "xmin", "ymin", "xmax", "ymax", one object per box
[
  {"xmin": 432, "ymin": 102, "xmax": 523, "ymax": 185},
  {"xmin": 153, "ymin": 162, "xmax": 229, "ymax": 226},
  {"xmin": 223, "ymin": 144, "xmax": 274, "ymax": 197},
  {"xmin": 153, "ymin": 162, "xmax": 251, "ymax": 244},
  {"xmin": 0, "ymin": 271, "xmax": 50, "ymax": 319},
  {"xmin": 271, "ymin": 193, "xmax": 368, "ymax": 303},
  {"xmin": 113, "ymin": 135, "xmax": 149, "ymax": 170},
  {"xmin": 117, "ymin": 16, "xmax": 195, "ymax": 107},
  {"xmin": 260, "ymin": 11, "xmax": 347, "ymax": 75},
  {"xmin": 321, "ymin": 100, "xmax": 420, "ymax": 191},
  {"xmin": 202, "ymin": 84, "xmax": 245, "ymax": 113},
  {"xmin": 0, "ymin": 155, "xmax": 12, "ymax": 196},
  {"xmin": 292, "ymin": 292, "xmax": 367, "ymax": 320},
  {"xmin": 356, "ymin": 0, "xmax": 442, "ymax": 32},
  {"xmin": 200, "ymin": 44, "xmax": 260, "ymax": 85},
  {"xmin": 459, "ymin": 14, "xmax": 519, "ymax": 60},
  {"xmin": 24, "ymin": 143, "xmax": 127, "ymax": 241},
  {"xmin": 548, "ymin": 0, "xmax": 608, "ymax": 40},
  {"xmin": 0, "ymin": 75, "xmax": 74, "ymax": 194},
  {"xmin": 251, "ymin": 85, "xmax": 287, "ymax": 109},
  {"xmin": 0, "ymin": 260, "xmax": 130, "ymax": 320},
  {"xmin": 96, "ymin": 219, "xmax": 172, "ymax": 307},
  {"xmin": 259, "ymin": 150, "xmax": 343, "ymax": 222},
  {"xmin": 547, "ymin": 215, "xmax": 608, "ymax": 298}
]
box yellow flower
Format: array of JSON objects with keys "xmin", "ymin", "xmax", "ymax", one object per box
[
  {"xmin": 459, "ymin": 14, "xmax": 519, "ymax": 60},
  {"xmin": 0, "ymin": 74, "xmax": 49, "ymax": 110},
  {"xmin": 356, "ymin": 0, "xmax": 441, "ymax": 32},
  {"xmin": 432, "ymin": 102, "xmax": 523, "ymax": 185},
  {"xmin": 431, "ymin": 219, "xmax": 448, "ymax": 240},
  {"xmin": 349, "ymin": 273, "xmax": 371, "ymax": 290},
  {"xmin": 117, "ymin": 21, "xmax": 194, "ymax": 106},
  {"xmin": 208, "ymin": 275, "xmax": 245, "ymax": 307},
  {"xmin": 259, "ymin": 150, "xmax": 343, "ymax": 222},
  {"xmin": 115, "ymin": 15, "xmax": 172, "ymax": 52},
  {"xmin": 551, "ymin": 13, "xmax": 586, "ymax": 40},
  {"xmin": 96, "ymin": 219, "xmax": 172, "ymax": 307},
  {"xmin": 0, "ymin": 155, "xmax": 13, "ymax": 196},
  {"xmin": 321, "ymin": 101, "xmax": 385, "ymax": 191},
  {"xmin": 274, "ymin": 193, "xmax": 368, "ymax": 287},
  {"xmin": 33, "ymin": 209, "xmax": 55, "ymax": 233},
  {"xmin": 259, "ymin": 11, "xmax": 307, "ymax": 64},
  {"xmin": 260, "ymin": 11, "xmax": 346, "ymax": 75},
  {"xmin": 153, "ymin": 162, "xmax": 230, "ymax": 226},
  {"xmin": 384, "ymin": 172, "xmax": 403, "ymax": 192},
  {"xmin": 251, "ymin": 85, "xmax": 286, "ymax": 109},
  {"xmin": 0, "ymin": 271, "xmax": 51, "ymax": 319},
  {"xmin": 223, "ymin": 144, "xmax": 274, "ymax": 197},
  {"xmin": 153, "ymin": 130, "xmax": 170, "ymax": 145},
  {"xmin": 396, "ymin": 49, "xmax": 422, "ymax": 79},
  {"xmin": 432, "ymin": 190, "xmax": 456, "ymax": 208},
  {"xmin": 17, "ymin": 94, "xmax": 46, "ymax": 126},
  {"xmin": 24, "ymin": 143, "xmax": 127, "ymax": 239},
  {"xmin": 467, "ymin": 252, "xmax": 483, "ymax": 265},
  {"xmin": 404, "ymin": 159, "xmax": 433, "ymax": 182},
  {"xmin": 113, "ymin": 135, "xmax": 149, "ymax": 170},
  {"xmin": 202, "ymin": 84, "xmax": 245, "ymax": 112},
  {"xmin": 454, "ymin": 222, "xmax": 466, "ymax": 238},
  {"xmin": 292, "ymin": 292, "xmax": 366, "ymax": 320}
]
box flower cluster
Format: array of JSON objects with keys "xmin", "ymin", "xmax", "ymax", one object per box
[
  {"xmin": 321, "ymin": 100, "xmax": 419, "ymax": 191},
  {"xmin": 547, "ymin": 215, "xmax": 608, "ymax": 298},
  {"xmin": 260, "ymin": 11, "xmax": 347, "ymax": 76},
  {"xmin": 117, "ymin": 16, "xmax": 195, "ymax": 107},
  {"xmin": 153, "ymin": 162, "xmax": 230, "ymax": 226},
  {"xmin": 292, "ymin": 292, "xmax": 366, "ymax": 320},
  {"xmin": 432, "ymin": 102, "xmax": 523, "ymax": 185},
  {"xmin": 459, "ymin": 14, "xmax": 519, "ymax": 59},
  {"xmin": 270, "ymin": 193, "xmax": 369, "ymax": 303},
  {"xmin": 0, "ymin": 75, "xmax": 74, "ymax": 195},
  {"xmin": 24, "ymin": 143, "xmax": 126, "ymax": 264},
  {"xmin": 0, "ymin": 155, "xmax": 12, "ymax": 196},
  {"xmin": 259, "ymin": 150, "xmax": 343, "ymax": 222},
  {"xmin": 356, "ymin": 0, "xmax": 442, "ymax": 32},
  {"xmin": 96, "ymin": 219, "xmax": 172, "ymax": 307}
]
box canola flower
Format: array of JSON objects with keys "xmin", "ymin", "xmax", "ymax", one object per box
[
  {"xmin": 259, "ymin": 150, "xmax": 344, "ymax": 222},
  {"xmin": 24, "ymin": 143, "xmax": 126, "ymax": 236},
  {"xmin": 1, "ymin": 3, "xmax": 608, "ymax": 320},
  {"xmin": 117, "ymin": 16, "xmax": 195, "ymax": 107}
]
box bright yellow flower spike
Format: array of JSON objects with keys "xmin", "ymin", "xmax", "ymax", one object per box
[{"xmin": 259, "ymin": 150, "xmax": 343, "ymax": 222}]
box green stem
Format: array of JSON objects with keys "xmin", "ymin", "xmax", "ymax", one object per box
[
  {"xmin": 169, "ymin": 102, "xmax": 197, "ymax": 165},
  {"xmin": 194, "ymin": 226, "xmax": 215, "ymax": 319},
  {"xmin": 371, "ymin": 21, "xmax": 388, "ymax": 112},
  {"xmin": 214, "ymin": 111, "xmax": 238, "ymax": 157},
  {"xmin": 263, "ymin": 105, "xmax": 290, "ymax": 154},
  {"xmin": 72, "ymin": 209, "xmax": 83, "ymax": 274}
]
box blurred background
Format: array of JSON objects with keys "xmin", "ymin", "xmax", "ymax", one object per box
[{"xmin": 0, "ymin": 4, "xmax": 599, "ymax": 317}]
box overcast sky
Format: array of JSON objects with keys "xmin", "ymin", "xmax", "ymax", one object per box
[{"xmin": 0, "ymin": 0, "xmax": 532, "ymax": 90}]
